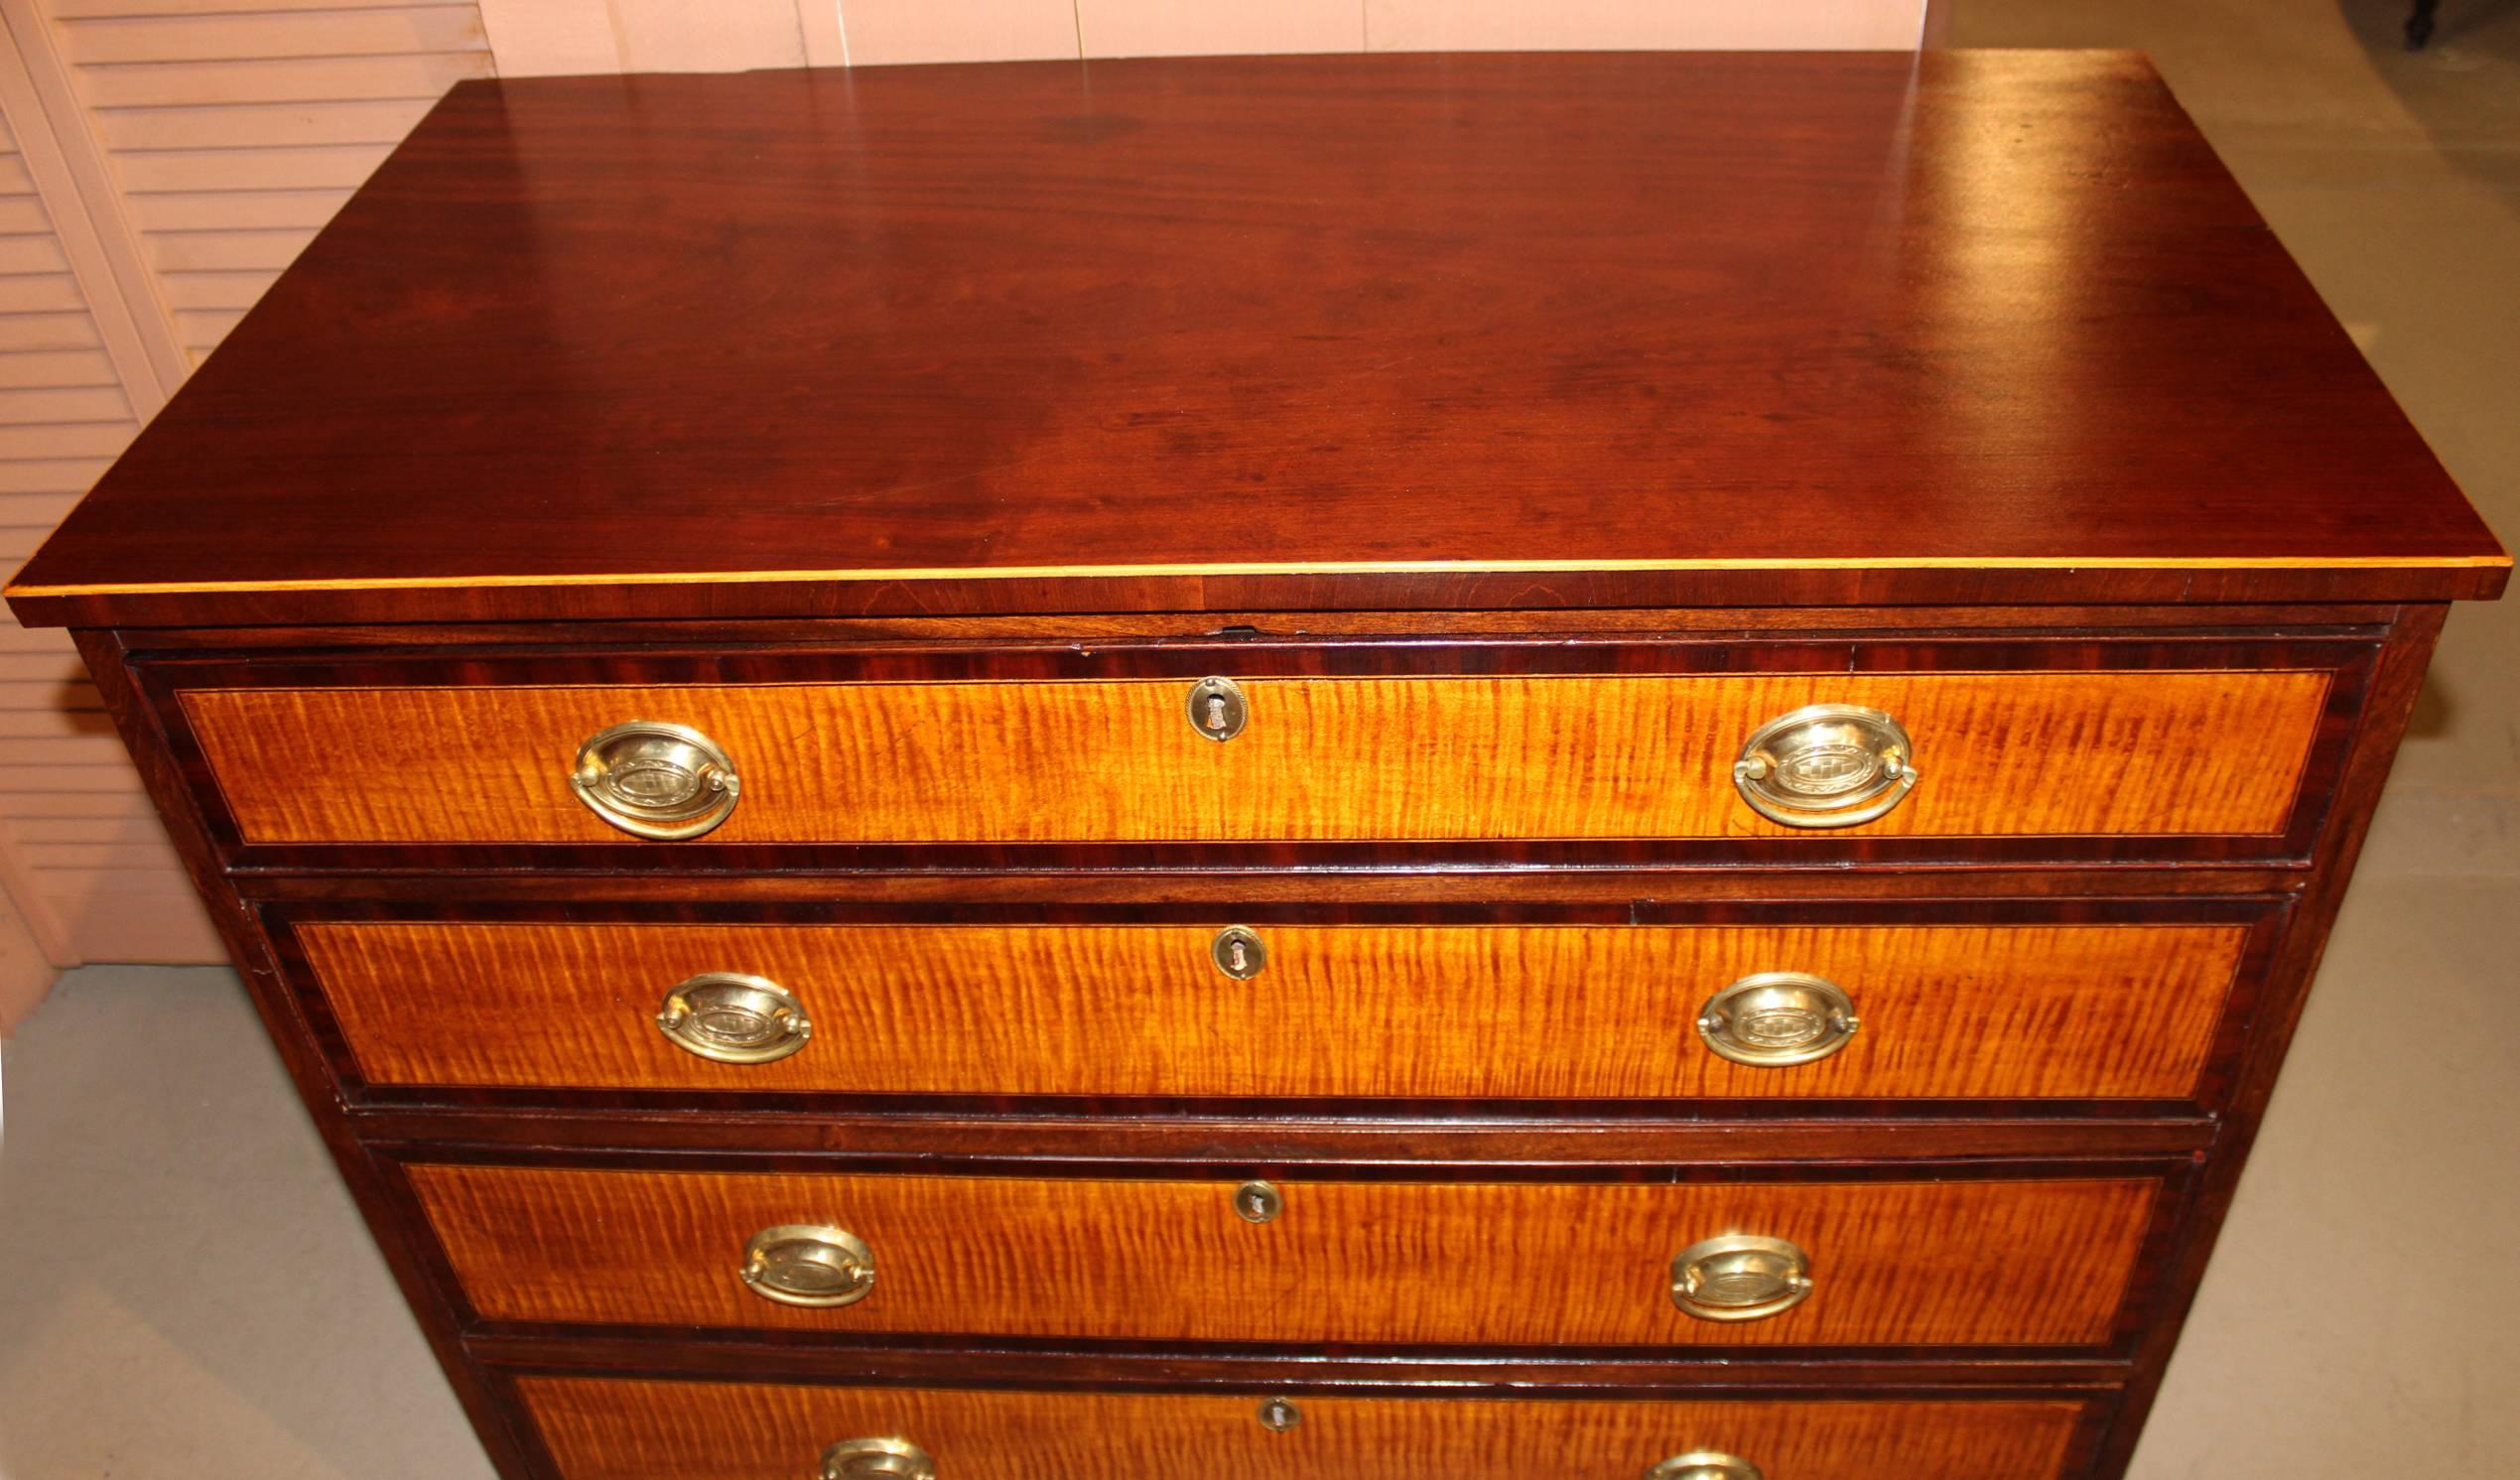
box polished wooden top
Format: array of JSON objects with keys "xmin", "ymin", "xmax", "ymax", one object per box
[{"xmin": 10, "ymin": 50, "xmax": 2503, "ymax": 626}]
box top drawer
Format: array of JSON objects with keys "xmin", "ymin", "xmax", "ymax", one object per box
[{"xmin": 153, "ymin": 636, "xmax": 2366, "ymax": 864}]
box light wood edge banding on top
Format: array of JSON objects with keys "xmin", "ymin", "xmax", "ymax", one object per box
[{"xmin": 10, "ymin": 551, "xmax": 2510, "ymax": 599}]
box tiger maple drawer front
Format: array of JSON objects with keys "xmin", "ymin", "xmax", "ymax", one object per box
[
  {"xmin": 518, "ymin": 1377, "xmax": 2095, "ymax": 1480},
  {"xmin": 175, "ymin": 662, "xmax": 2337, "ymax": 848},
  {"xmin": 409, "ymin": 1164, "xmax": 2162, "ymax": 1349},
  {"xmin": 301, "ymin": 918, "xmax": 2254, "ymax": 1103}
]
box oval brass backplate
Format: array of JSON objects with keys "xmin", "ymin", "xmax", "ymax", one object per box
[
  {"xmin": 821, "ymin": 1436, "xmax": 935, "ymax": 1480},
  {"xmin": 1731, "ymin": 703, "xmax": 1917, "ymax": 829},
  {"xmin": 1644, "ymin": 1451, "xmax": 1764, "ymax": 1480},
  {"xmin": 740, "ymin": 1224, "xmax": 875, "ymax": 1308},
  {"xmin": 1695, "ymin": 973, "xmax": 1860, "ymax": 1068},
  {"xmin": 1668, "ymin": 1233, "xmax": 1813, "ymax": 1322},
  {"xmin": 570, "ymin": 719, "xmax": 742, "ymax": 840},
  {"xmin": 656, "ymin": 973, "xmax": 812, "ymax": 1064}
]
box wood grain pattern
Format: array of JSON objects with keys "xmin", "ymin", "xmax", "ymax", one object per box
[
  {"xmin": 304, "ymin": 920, "xmax": 2247, "ymax": 1100},
  {"xmin": 68, "ymin": 601, "xmax": 2428, "ymax": 644},
  {"xmin": 184, "ymin": 670, "xmax": 2330, "ymax": 845},
  {"xmin": 409, "ymin": 1165, "xmax": 2158, "ymax": 1347},
  {"xmin": 360, "ymin": 1108, "xmax": 2222, "ymax": 1164},
  {"xmin": 8, "ymin": 53, "xmax": 2503, "ymax": 630},
  {"xmin": 519, "ymin": 1378, "xmax": 2089, "ymax": 1480},
  {"xmin": 14, "ymin": 43, "xmax": 2498, "ymax": 1480}
]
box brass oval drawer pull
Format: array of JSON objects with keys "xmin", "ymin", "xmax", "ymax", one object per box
[
  {"xmin": 1186, "ymin": 675, "xmax": 1248, "ymax": 741},
  {"xmin": 1645, "ymin": 1452, "xmax": 1763, "ymax": 1480},
  {"xmin": 740, "ymin": 1224, "xmax": 874, "ymax": 1307},
  {"xmin": 1732, "ymin": 703, "xmax": 1917, "ymax": 828},
  {"xmin": 1696, "ymin": 973, "xmax": 1860, "ymax": 1067},
  {"xmin": 1669, "ymin": 1234, "xmax": 1813, "ymax": 1322},
  {"xmin": 570, "ymin": 720, "xmax": 741, "ymax": 840},
  {"xmin": 822, "ymin": 1437, "xmax": 933, "ymax": 1480},
  {"xmin": 655, "ymin": 973, "xmax": 811, "ymax": 1064}
]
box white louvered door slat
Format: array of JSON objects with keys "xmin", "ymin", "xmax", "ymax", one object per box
[
  {"xmin": 0, "ymin": 67, "xmax": 148, "ymax": 981},
  {"xmin": 98, "ymin": 96, "xmax": 438, "ymax": 149},
  {"xmin": 50, "ymin": 0, "xmax": 493, "ymax": 366},
  {"xmin": 0, "ymin": 2, "xmax": 500, "ymax": 992}
]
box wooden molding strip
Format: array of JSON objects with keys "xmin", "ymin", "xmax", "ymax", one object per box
[{"xmin": 9, "ymin": 551, "xmax": 2510, "ymax": 601}]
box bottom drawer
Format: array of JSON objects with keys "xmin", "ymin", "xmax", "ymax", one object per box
[{"xmin": 518, "ymin": 1377, "xmax": 2097, "ymax": 1480}]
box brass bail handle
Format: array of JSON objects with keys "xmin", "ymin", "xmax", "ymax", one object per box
[
  {"xmin": 740, "ymin": 1224, "xmax": 875, "ymax": 1308},
  {"xmin": 655, "ymin": 973, "xmax": 812, "ymax": 1064},
  {"xmin": 570, "ymin": 719, "xmax": 742, "ymax": 840},
  {"xmin": 821, "ymin": 1437, "xmax": 934, "ymax": 1480},
  {"xmin": 1696, "ymin": 973, "xmax": 1860, "ymax": 1068},
  {"xmin": 1644, "ymin": 1452, "xmax": 1764, "ymax": 1480},
  {"xmin": 1732, "ymin": 703, "xmax": 1918, "ymax": 829},
  {"xmin": 1668, "ymin": 1234, "xmax": 1813, "ymax": 1322}
]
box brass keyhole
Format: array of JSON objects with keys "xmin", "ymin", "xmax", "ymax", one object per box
[
  {"xmin": 1185, "ymin": 676, "xmax": 1248, "ymax": 741},
  {"xmin": 1212, "ymin": 926, "xmax": 1267, "ymax": 980},
  {"xmin": 1235, "ymin": 1179, "xmax": 1283, "ymax": 1223},
  {"xmin": 1257, "ymin": 1397, "xmax": 1301, "ymax": 1432}
]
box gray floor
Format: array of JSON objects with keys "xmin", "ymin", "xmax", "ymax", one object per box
[
  {"xmin": 0, "ymin": 967, "xmax": 475, "ymax": 1480},
  {"xmin": 6, "ymin": 2, "xmax": 2519, "ymax": 1477}
]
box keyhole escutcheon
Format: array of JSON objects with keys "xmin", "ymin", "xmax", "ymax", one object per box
[
  {"xmin": 1185, "ymin": 676, "xmax": 1248, "ymax": 741},
  {"xmin": 1235, "ymin": 1179, "xmax": 1284, "ymax": 1224},
  {"xmin": 1212, "ymin": 925, "xmax": 1267, "ymax": 980}
]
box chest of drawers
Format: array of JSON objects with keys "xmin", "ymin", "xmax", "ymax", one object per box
[{"xmin": 9, "ymin": 50, "xmax": 2505, "ymax": 1480}]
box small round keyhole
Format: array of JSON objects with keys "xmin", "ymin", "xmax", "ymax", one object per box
[
  {"xmin": 1211, "ymin": 926, "xmax": 1267, "ymax": 980},
  {"xmin": 1258, "ymin": 1397, "xmax": 1300, "ymax": 1432},
  {"xmin": 1185, "ymin": 676, "xmax": 1247, "ymax": 741},
  {"xmin": 1235, "ymin": 1179, "xmax": 1283, "ymax": 1224}
]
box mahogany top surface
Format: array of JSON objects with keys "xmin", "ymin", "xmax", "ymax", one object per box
[{"xmin": 10, "ymin": 50, "xmax": 2504, "ymax": 626}]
